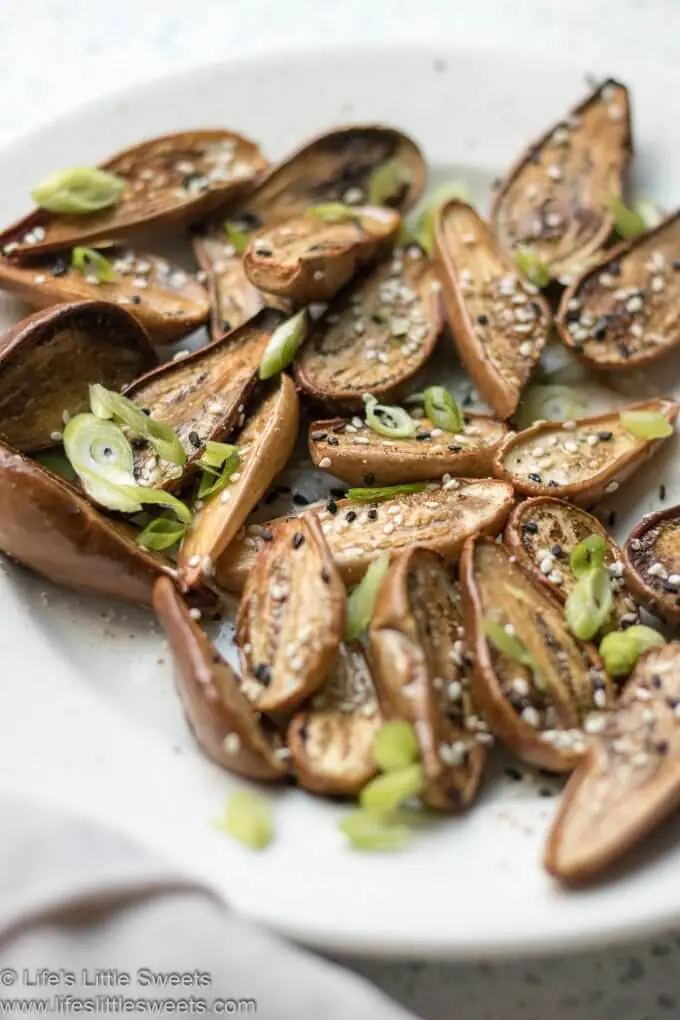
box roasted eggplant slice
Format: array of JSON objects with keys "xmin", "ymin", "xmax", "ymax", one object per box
[
  {"xmin": 492, "ymin": 398, "xmax": 679, "ymax": 503},
  {"xmin": 433, "ymin": 200, "xmax": 551, "ymax": 419},
  {"xmin": 178, "ymin": 374, "xmax": 299, "ymax": 590},
  {"xmin": 0, "ymin": 300, "xmax": 157, "ymax": 452},
  {"xmin": 123, "ymin": 307, "xmax": 286, "ymax": 489},
  {"xmin": 295, "ymin": 247, "xmax": 442, "ymax": 409},
  {"xmin": 0, "ymin": 130, "xmax": 267, "ymax": 259},
  {"xmin": 623, "ymin": 505, "xmax": 680, "ymax": 625},
  {"xmin": 556, "ymin": 210, "xmax": 680, "ymax": 369},
  {"xmin": 504, "ymin": 497, "xmax": 639, "ymax": 629},
  {"xmin": 308, "ymin": 411, "xmax": 508, "ymax": 485},
  {"xmin": 153, "ymin": 577, "xmax": 289, "ymax": 781},
  {"xmin": 0, "ymin": 246, "xmax": 209, "ymax": 345},
  {"xmin": 0, "ymin": 441, "xmax": 175, "ymax": 604},
  {"xmin": 216, "ymin": 479, "xmax": 515, "ymax": 593},
  {"xmin": 243, "ymin": 206, "xmax": 400, "ymax": 304},
  {"xmin": 193, "ymin": 232, "xmax": 265, "ymax": 341},
  {"xmin": 370, "ymin": 548, "xmax": 487, "ymax": 810},
  {"xmin": 491, "ymin": 79, "xmax": 632, "ymax": 279},
  {"xmin": 235, "ymin": 516, "xmax": 346, "ymax": 713},
  {"xmin": 460, "ymin": 536, "xmax": 613, "ymax": 772},
  {"xmin": 287, "ymin": 642, "xmax": 382, "ymax": 795},
  {"xmin": 545, "ymin": 643, "xmax": 680, "ymax": 884}
]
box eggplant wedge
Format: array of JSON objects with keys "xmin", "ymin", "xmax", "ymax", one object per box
[
  {"xmin": 433, "ymin": 200, "xmax": 551, "ymax": 420},
  {"xmin": 0, "ymin": 130, "xmax": 266, "ymax": 259},
  {"xmin": 287, "ymin": 642, "xmax": 382, "ymax": 795},
  {"xmin": 491, "ymin": 79, "xmax": 632, "ymax": 279},
  {"xmin": 235, "ymin": 516, "xmax": 346, "ymax": 713},
  {"xmin": 370, "ymin": 548, "xmax": 487, "ymax": 810},
  {"xmin": 308, "ymin": 411, "xmax": 508, "ymax": 485},
  {"xmin": 623, "ymin": 505, "xmax": 680, "ymax": 625},
  {"xmin": 460, "ymin": 535, "xmax": 613, "ymax": 772},
  {"xmin": 153, "ymin": 577, "xmax": 289, "ymax": 781},
  {"xmin": 216, "ymin": 478, "xmax": 515, "ymax": 594},
  {"xmin": 504, "ymin": 497, "xmax": 639, "ymax": 629},
  {"xmin": 193, "ymin": 125, "xmax": 426, "ymax": 341},
  {"xmin": 556, "ymin": 210, "xmax": 680, "ymax": 369},
  {"xmin": 0, "ymin": 300, "xmax": 157, "ymax": 452},
  {"xmin": 295, "ymin": 247, "xmax": 442, "ymax": 410},
  {"xmin": 178, "ymin": 374, "xmax": 299, "ymax": 590},
  {"xmin": 243, "ymin": 206, "xmax": 400, "ymax": 304},
  {"xmin": 123, "ymin": 307, "xmax": 286, "ymax": 490},
  {"xmin": 0, "ymin": 441, "xmax": 176, "ymax": 604},
  {"xmin": 492, "ymin": 398, "xmax": 679, "ymax": 504},
  {"xmin": 0, "ymin": 246, "xmax": 209, "ymax": 345},
  {"xmin": 545, "ymin": 643, "xmax": 680, "ymax": 884}
]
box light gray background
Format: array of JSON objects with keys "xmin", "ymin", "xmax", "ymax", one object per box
[{"xmin": 3, "ymin": 1, "xmax": 680, "ymax": 1017}]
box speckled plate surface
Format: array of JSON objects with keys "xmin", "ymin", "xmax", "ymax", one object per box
[{"xmin": 1, "ymin": 44, "xmax": 680, "ymax": 960}]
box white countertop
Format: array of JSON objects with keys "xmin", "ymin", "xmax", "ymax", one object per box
[{"xmin": 3, "ymin": 1, "xmax": 680, "ymax": 1017}]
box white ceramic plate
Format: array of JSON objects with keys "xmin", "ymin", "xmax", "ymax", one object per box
[{"xmin": 2, "ymin": 44, "xmax": 680, "ymax": 960}]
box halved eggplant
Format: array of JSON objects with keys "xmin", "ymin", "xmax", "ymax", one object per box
[
  {"xmin": 243, "ymin": 206, "xmax": 400, "ymax": 304},
  {"xmin": 235, "ymin": 516, "xmax": 346, "ymax": 713},
  {"xmin": 460, "ymin": 535, "xmax": 613, "ymax": 772},
  {"xmin": 492, "ymin": 398, "xmax": 679, "ymax": 503},
  {"xmin": 295, "ymin": 247, "xmax": 442, "ymax": 410},
  {"xmin": 308, "ymin": 411, "xmax": 508, "ymax": 485},
  {"xmin": 0, "ymin": 246, "xmax": 210, "ymax": 345},
  {"xmin": 193, "ymin": 125, "xmax": 426, "ymax": 341},
  {"xmin": 216, "ymin": 478, "xmax": 515, "ymax": 594},
  {"xmin": 623, "ymin": 505, "xmax": 680, "ymax": 625},
  {"xmin": 0, "ymin": 130, "xmax": 267, "ymax": 259},
  {"xmin": 556, "ymin": 210, "xmax": 680, "ymax": 369},
  {"xmin": 0, "ymin": 300, "xmax": 157, "ymax": 452},
  {"xmin": 123, "ymin": 307, "xmax": 286, "ymax": 489},
  {"xmin": 287, "ymin": 642, "xmax": 382, "ymax": 795},
  {"xmin": 153, "ymin": 577, "xmax": 289, "ymax": 781},
  {"xmin": 433, "ymin": 200, "xmax": 551, "ymax": 419},
  {"xmin": 178, "ymin": 374, "xmax": 299, "ymax": 590},
  {"xmin": 491, "ymin": 79, "xmax": 632, "ymax": 279},
  {"xmin": 0, "ymin": 441, "xmax": 175, "ymax": 604},
  {"xmin": 545, "ymin": 643, "xmax": 680, "ymax": 884},
  {"xmin": 504, "ymin": 497, "xmax": 639, "ymax": 629},
  {"xmin": 370, "ymin": 548, "xmax": 487, "ymax": 810}
]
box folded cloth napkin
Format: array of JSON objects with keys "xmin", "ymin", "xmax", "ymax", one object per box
[{"xmin": 0, "ymin": 795, "xmax": 418, "ymax": 1019}]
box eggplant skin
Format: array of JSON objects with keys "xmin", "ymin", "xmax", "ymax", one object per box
[{"xmin": 0, "ymin": 441, "xmax": 174, "ymax": 605}]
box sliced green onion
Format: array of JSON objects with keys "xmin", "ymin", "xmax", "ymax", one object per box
[
  {"xmin": 197, "ymin": 449, "xmax": 240, "ymax": 500},
  {"xmin": 34, "ymin": 449, "xmax": 77, "ymax": 482},
  {"xmin": 224, "ymin": 221, "xmax": 250, "ymax": 254},
  {"xmin": 215, "ymin": 790, "xmax": 273, "ymax": 851},
  {"xmin": 570, "ymin": 534, "xmax": 607, "ymax": 578},
  {"xmin": 565, "ymin": 566, "xmax": 613, "ymax": 640},
  {"xmin": 359, "ymin": 763, "xmax": 424, "ymax": 813},
  {"xmin": 414, "ymin": 180, "xmax": 470, "ymax": 253},
  {"xmin": 483, "ymin": 618, "xmax": 548, "ymax": 692},
  {"xmin": 619, "ymin": 409, "xmax": 673, "ymax": 440},
  {"xmin": 258, "ymin": 310, "xmax": 308, "ymax": 380},
  {"xmin": 339, "ymin": 809, "xmax": 414, "ymax": 852},
  {"xmin": 136, "ymin": 517, "xmax": 187, "ymax": 551},
  {"xmin": 515, "ymin": 384, "xmax": 584, "ymax": 430},
  {"xmin": 345, "ymin": 483, "xmax": 427, "ymax": 502},
  {"xmin": 199, "ymin": 441, "xmax": 238, "ymax": 471},
  {"xmin": 372, "ymin": 721, "xmax": 420, "ymax": 772},
  {"xmin": 368, "ymin": 160, "xmax": 410, "ymax": 206},
  {"xmin": 599, "ymin": 625, "xmax": 665, "ymax": 678},
  {"xmin": 307, "ymin": 203, "xmax": 357, "ymax": 223},
  {"xmin": 345, "ymin": 551, "xmax": 390, "ymax": 642},
  {"xmin": 633, "ymin": 198, "xmax": 663, "ymax": 229},
  {"xmin": 89, "ymin": 383, "xmax": 186, "ymax": 466},
  {"xmin": 423, "ymin": 386, "xmax": 464, "ymax": 433},
  {"xmin": 71, "ymin": 246, "xmax": 117, "ymax": 283},
  {"xmin": 364, "ymin": 395, "xmax": 416, "ymax": 439},
  {"xmin": 32, "ymin": 166, "xmax": 126, "ymax": 215},
  {"xmin": 515, "ymin": 245, "xmax": 551, "ymax": 288},
  {"xmin": 607, "ymin": 193, "xmax": 647, "ymax": 239}
]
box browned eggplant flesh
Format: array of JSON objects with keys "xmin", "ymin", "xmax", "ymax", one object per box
[{"xmin": 624, "ymin": 505, "xmax": 680, "ymax": 625}]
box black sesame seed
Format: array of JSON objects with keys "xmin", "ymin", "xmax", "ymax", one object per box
[
  {"xmin": 551, "ymin": 544, "xmax": 563, "ymax": 558},
  {"xmin": 261, "ymin": 529, "xmax": 274, "ymax": 542},
  {"xmin": 292, "ymin": 493, "xmax": 309, "ymax": 506},
  {"xmin": 608, "ymin": 510, "xmax": 617, "ymax": 527},
  {"xmin": 663, "ymin": 581, "xmax": 679, "ymax": 593},
  {"xmin": 364, "ymin": 473, "xmax": 376, "ymax": 485},
  {"xmin": 321, "ymin": 566, "xmax": 331, "ymax": 583},
  {"xmin": 311, "ymin": 431, "xmax": 327, "ymax": 441},
  {"xmin": 656, "ymin": 740, "xmax": 670, "ymax": 755},
  {"xmin": 327, "ymin": 436, "xmax": 339, "ymax": 447},
  {"xmin": 608, "ymin": 261, "xmax": 621, "ymax": 277},
  {"xmin": 51, "ymin": 257, "xmax": 69, "ymax": 277},
  {"xmin": 666, "ymin": 696, "xmax": 679, "ymax": 709},
  {"xmin": 255, "ymin": 663, "xmax": 272, "ymax": 686},
  {"xmin": 222, "ymin": 319, "xmax": 231, "ymax": 333},
  {"xmin": 416, "ymin": 432, "xmax": 430, "ymax": 441},
  {"xmin": 331, "ymin": 487, "xmax": 345, "ymax": 499},
  {"xmin": 237, "ymin": 211, "xmax": 262, "ymax": 230},
  {"xmin": 326, "ymin": 500, "xmax": 338, "ymax": 515},
  {"xmin": 477, "ymin": 313, "xmax": 489, "ymax": 326},
  {"xmin": 599, "ymin": 430, "xmax": 613, "ymax": 441},
  {"xmin": 131, "ymin": 295, "xmax": 142, "ymax": 305},
  {"xmin": 652, "ymin": 673, "xmax": 662, "ymax": 688},
  {"xmin": 660, "ymin": 484, "xmax": 667, "ymax": 501},
  {"xmin": 449, "ymin": 444, "xmax": 463, "ymax": 452},
  {"xmin": 548, "ymin": 480, "xmax": 560, "ymax": 488},
  {"xmin": 188, "ymin": 430, "xmax": 201, "ymax": 449},
  {"xmin": 522, "ymin": 521, "xmax": 539, "ymax": 534},
  {"xmin": 538, "ymin": 787, "xmax": 555, "ymax": 798},
  {"xmin": 292, "ymin": 532, "xmax": 305, "ymax": 549},
  {"xmin": 256, "ymin": 247, "xmax": 273, "ymax": 258},
  {"xmin": 345, "ymin": 510, "xmax": 357, "ymax": 523},
  {"xmin": 331, "ymin": 422, "xmax": 347, "ymax": 433},
  {"xmin": 673, "ymin": 260, "xmax": 680, "ymax": 271},
  {"xmin": 505, "ymin": 767, "xmax": 523, "ymax": 781},
  {"xmin": 617, "ymin": 342, "xmax": 631, "ymax": 359},
  {"xmin": 529, "ymin": 473, "xmax": 542, "ymax": 483},
  {"xmin": 367, "ymin": 508, "xmax": 378, "ymax": 521}
]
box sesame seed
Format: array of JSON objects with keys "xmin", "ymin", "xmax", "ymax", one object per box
[
  {"xmin": 189, "ymin": 608, "xmax": 202, "ymax": 621},
  {"xmin": 318, "ymin": 457, "xmax": 332, "ymax": 469},
  {"xmin": 383, "ymin": 522, "xmax": 395, "ymax": 535},
  {"xmin": 598, "ymin": 272, "xmax": 615, "ymax": 288},
  {"xmin": 522, "ymin": 706, "xmax": 541, "ymax": 728},
  {"xmin": 648, "ymin": 561, "xmax": 668, "ymax": 579},
  {"xmin": 188, "ymin": 554, "xmax": 201, "ymax": 567},
  {"xmin": 593, "ymin": 689, "xmax": 608, "ymax": 709},
  {"xmin": 223, "ymin": 733, "xmax": 241, "ymax": 755},
  {"xmin": 564, "ymin": 440, "xmax": 578, "ymax": 454},
  {"xmin": 562, "ymin": 420, "xmax": 577, "ymax": 431},
  {"xmin": 547, "ymin": 164, "xmax": 563, "ymax": 181},
  {"xmin": 626, "ymin": 295, "xmax": 644, "ymax": 313}
]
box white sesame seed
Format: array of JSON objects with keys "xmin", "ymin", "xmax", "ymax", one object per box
[
  {"xmin": 585, "ymin": 714, "xmax": 606, "ymax": 734},
  {"xmin": 548, "ymin": 570, "xmax": 564, "ymax": 585},
  {"xmin": 599, "ymin": 272, "xmax": 615, "ymax": 287},
  {"xmin": 448, "ymin": 680, "xmax": 463, "ymax": 702},
  {"xmin": 626, "ymin": 296, "xmax": 644, "ymax": 313},
  {"xmin": 546, "ymin": 212, "xmax": 563, "ymax": 228},
  {"xmin": 512, "ymin": 677, "xmax": 530, "ymax": 697},
  {"xmin": 522, "ymin": 707, "xmax": 541, "ymax": 728},
  {"xmin": 318, "ymin": 457, "xmax": 332, "ymax": 469},
  {"xmin": 564, "ymin": 440, "xmax": 578, "ymax": 454},
  {"xmin": 593, "ymin": 689, "xmax": 608, "ymax": 709},
  {"xmin": 547, "ymin": 164, "xmax": 563, "ymax": 181},
  {"xmin": 651, "ymin": 275, "xmax": 666, "ymax": 293},
  {"xmin": 189, "ymin": 608, "xmax": 202, "ymax": 621},
  {"xmin": 383, "ymin": 522, "xmax": 395, "ymax": 535},
  {"xmin": 604, "ymin": 481, "xmax": 619, "ymax": 495},
  {"xmin": 669, "ymin": 573, "xmax": 680, "ymax": 585},
  {"xmin": 648, "ymin": 561, "xmax": 668, "ymax": 579},
  {"xmin": 49, "ymin": 430, "xmax": 62, "ymax": 442},
  {"xmin": 518, "ymin": 341, "xmax": 533, "ymax": 357},
  {"xmin": 223, "ymin": 733, "xmax": 241, "ymax": 755},
  {"xmin": 539, "ymin": 556, "xmax": 554, "ymax": 575},
  {"xmin": 562, "ymin": 420, "xmax": 577, "ymax": 431}
]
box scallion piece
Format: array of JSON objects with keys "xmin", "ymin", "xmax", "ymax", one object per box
[
  {"xmin": 599, "ymin": 625, "xmax": 665, "ymax": 678},
  {"xmin": 565, "ymin": 566, "xmax": 613, "ymax": 641},
  {"xmin": 515, "ymin": 384, "xmax": 584, "ymax": 430},
  {"xmin": 224, "ymin": 221, "xmax": 250, "ymax": 254},
  {"xmin": 423, "ymin": 386, "xmax": 463, "ymax": 433},
  {"xmin": 338, "ymin": 809, "xmax": 414, "ymax": 852},
  {"xmin": 345, "ymin": 483, "xmax": 427, "ymax": 502},
  {"xmin": 413, "ymin": 180, "xmax": 470, "ymax": 252},
  {"xmin": 359, "ymin": 763, "xmax": 424, "ymax": 813},
  {"xmin": 215, "ymin": 790, "xmax": 274, "ymax": 851},
  {"xmin": 367, "ymin": 160, "xmax": 410, "ymax": 206},
  {"xmin": 371, "ymin": 721, "xmax": 420, "ymax": 772},
  {"xmin": 570, "ymin": 534, "xmax": 607, "ymax": 578},
  {"xmin": 197, "ymin": 447, "xmax": 240, "ymax": 500},
  {"xmin": 633, "ymin": 197, "xmax": 663, "ymax": 229},
  {"xmin": 345, "ymin": 551, "xmax": 390, "ymax": 642},
  {"xmin": 199, "ymin": 441, "xmax": 239, "ymax": 471},
  {"xmin": 32, "ymin": 166, "xmax": 126, "ymax": 215},
  {"xmin": 307, "ymin": 203, "xmax": 357, "ymax": 223},
  {"xmin": 363, "ymin": 395, "xmax": 417, "ymax": 439},
  {"xmin": 89, "ymin": 383, "xmax": 186, "ymax": 466},
  {"xmin": 515, "ymin": 245, "xmax": 551, "ymax": 288},
  {"xmin": 258, "ymin": 310, "xmax": 308, "ymax": 380},
  {"xmin": 619, "ymin": 409, "xmax": 673, "ymax": 440},
  {"xmin": 607, "ymin": 193, "xmax": 647, "ymax": 239},
  {"xmin": 136, "ymin": 516, "xmax": 187, "ymax": 551},
  {"xmin": 71, "ymin": 246, "xmax": 117, "ymax": 283}
]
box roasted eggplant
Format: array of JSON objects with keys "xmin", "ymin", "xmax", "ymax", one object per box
[
  {"xmin": 153, "ymin": 577, "xmax": 289, "ymax": 781},
  {"xmin": 546, "ymin": 643, "xmax": 680, "ymax": 884},
  {"xmin": 623, "ymin": 505, "xmax": 680, "ymax": 625},
  {"xmin": 460, "ymin": 535, "xmax": 613, "ymax": 772},
  {"xmin": 433, "ymin": 200, "xmax": 551, "ymax": 419},
  {"xmin": 492, "ymin": 398, "xmax": 679, "ymax": 503},
  {"xmin": 370, "ymin": 548, "xmax": 488, "ymax": 810},
  {"xmin": 193, "ymin": 235, "xmax": 265, "ymax": 341},
  {"xmin": 0, "ymin": 300, "xmax": 157, "ymax": 452},
  {"xmin": 491, "ymin": 79, "xmax": 632, "ymax": 279},
  {"xmin": 216, "ymin": 478, "xmax": 515, "ymax": 593}
]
